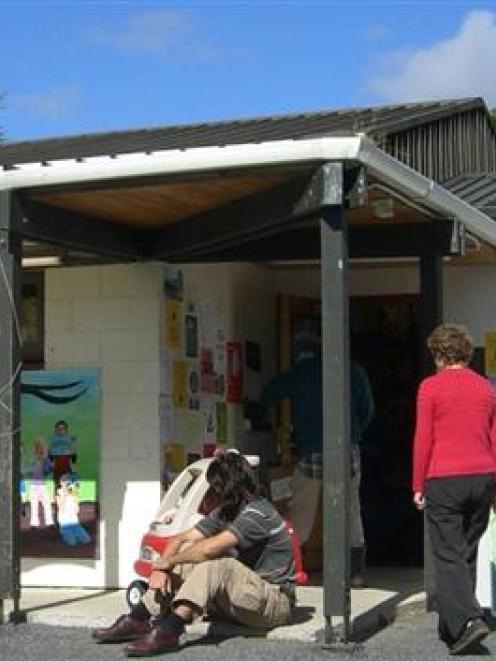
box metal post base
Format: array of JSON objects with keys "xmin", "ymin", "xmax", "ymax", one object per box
[
  {"xmin": 322, "ymin": 641, "xmax": 365, "ymax": 655},
  {"xmin": 0, "ymin": 598, "xmax": 26, "ymax": 625},
  {"xmin": 9, "ymin": 608, "xmax": 27, "ymax": 624}
]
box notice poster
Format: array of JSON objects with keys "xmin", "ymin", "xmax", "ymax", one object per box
[
  {"xmin": 485, "ymin": 332, "xmax": 496, "ymax": 376},
  {"xmin": 185, "ymin": 313, "xmax": 199, "ymax": 358},
  {"xmin": 226, "ymin": 341, "xmax": 244, "ymax": 403},
  {"xmin": 164, "ymin": 267, "xmax": 184, "ymax": 301},
  {"xmin": 165, "ymin": 299, "xmax": 183, "ymax": 349},
  {"xmin": 20, "ymin": 368, "xmax": 100, "ymax": 559},
  {"xmin": 200, "ymin": 347, "xmax": 215, "ymax": 394},
  {"xmin": 172, "ymin": 360, "xmax": 188, "ymax": 408},
  {"xmin": 188, "ymin": 364, "xmax": 200, "ymax": 411}
]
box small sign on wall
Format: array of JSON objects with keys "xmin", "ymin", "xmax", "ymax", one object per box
[
  {"xmin": 226, "ymin": 341, "xmax": 243, "ymax": 403},
  {"xmin": 485, "ymin": 332, "xmax": 496, "ymax": 376}
]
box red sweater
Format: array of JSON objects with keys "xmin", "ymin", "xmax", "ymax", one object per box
[{"xmin": 412, "ymin": 367, "xmax": 496, "ymax": 493}]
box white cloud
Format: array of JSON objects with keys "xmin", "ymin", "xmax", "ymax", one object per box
[
  {"xmin": 10, "ymin": 84, "xmax": 81, "ymax": 120},
  {"xmin": 369, "ymin": 10, "xmax": 496, "ymax": 105},
  {"xmin": 88, "ymin": 8, "xmax": 219, "ymax": 60}
]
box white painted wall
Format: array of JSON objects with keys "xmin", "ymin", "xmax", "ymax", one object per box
[
  {"xmin": 444, "ymin": 265, "xmax": 496, "ymax": 344},
  {"xmin": 273, "ymin": 262, "xmax": 496, "ymax": 344},
  {"xmin": 22, "ymin": 264, "xmax": 163, "ymax": 588}
]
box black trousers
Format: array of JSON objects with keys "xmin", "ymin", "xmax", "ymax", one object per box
[{"xmin": 425, "ymin": 473, "xmax": 494, "ymax": 643}]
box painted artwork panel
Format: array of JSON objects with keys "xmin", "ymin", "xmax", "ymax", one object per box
[{"xmin": 20, "ymin": 368, "xmax": 100, "ymax": 559}]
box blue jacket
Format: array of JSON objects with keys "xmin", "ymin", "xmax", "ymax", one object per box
[{"xmin": 260, "ymin": 357, "xmax": 374, "ymax": 459}]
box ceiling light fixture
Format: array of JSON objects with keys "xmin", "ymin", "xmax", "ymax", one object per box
[{"xmin": 22, "ymin": 256, "xmax": 62, "ymax": 268}]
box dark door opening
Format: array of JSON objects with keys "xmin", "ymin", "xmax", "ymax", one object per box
[{"xmin": 350, "ymin": 294, "xmax": 423, "ymax": 567}]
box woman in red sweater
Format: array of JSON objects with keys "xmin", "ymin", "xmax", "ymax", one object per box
[{"xmin": 413, "ymin": 324, "xmax": 496, "ymax": 655}]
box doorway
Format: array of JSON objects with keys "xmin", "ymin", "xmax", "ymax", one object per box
[
  {"xmin": 279, "ymin": 293, "xmax": 424, "ymax": 568},
  {"xmin": 350, "ymin": 294, "xmax": 423, "ymax": 567}
]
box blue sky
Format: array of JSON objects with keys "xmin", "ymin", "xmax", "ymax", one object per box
[{"xmin": 1, "ymin": 1, "xmax": 496, "ymax": 141}]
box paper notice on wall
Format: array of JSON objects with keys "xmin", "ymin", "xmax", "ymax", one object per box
[
  {"xmin": 204, "ymin": 402, "xmax": 217, "ymax": 446},
  {"xmin": 164, "ymin": 443, "xmax": 186, "ymax": 473},
  {"xmin": 163, "ymin": 266, "xmax": 184, "ymax": 301},
  {"xmin": 226, "ymin": 341, "xmax": 244, "ymax": 403},
  {"xmin": 214, "ymin": 329, "xmax": 226, "ymax": 373},
  {"xmin": 200, "ymin": 347, "xmax": 215, "ymax": 393},
  {"xmin": 183, "ymin": 412, "xmax": 204, "ymax": 452},
  {"xmin": 185, "ymin": 313, "xmax": 199, "ymax": 358},
  {"xmin": 165, "ymin": 299, "xmax": 183, "ymax": 349},
  {"xmin": 172, "ymin": 409, "xmax": 203, "ymax": 454},
  {"xmin": 485, "ymin": 332, "xmax": 496, "ymax": 376},
  {"xmin": 188, "ymin": 363, "xmax": 200, "ymax": 411},
  {"xmin": 216, "ymin": 401, "xmax": 228, "ymax": 445},
  {"xmin": 172, "ymin": 359, "xmax": 188, "ymax": 408}
]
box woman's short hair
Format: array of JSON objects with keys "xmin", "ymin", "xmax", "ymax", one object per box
[{"xmin": 427, "ymin": 323, "xmax": 474, "ymax": 366}]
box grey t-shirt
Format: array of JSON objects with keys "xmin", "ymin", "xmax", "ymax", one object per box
[{"xmin": 195, "ymin": 498, "xmax": 296, "ymax": 591}]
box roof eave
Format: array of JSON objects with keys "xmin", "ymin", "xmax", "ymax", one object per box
[{"xmin": 1, "ymin": 133, "xmax": 496, "ymax": 249}]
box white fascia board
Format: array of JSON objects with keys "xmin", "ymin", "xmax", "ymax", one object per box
[
  {"xmin": 2, "ymin": 133, "xmax": 496, "ymax": 248},
  {"xmin": 0, "ymin": 137, "xmax": 362, "ymax": 190}
]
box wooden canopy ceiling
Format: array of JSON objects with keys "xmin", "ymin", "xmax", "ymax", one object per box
[
  {"xmin": 18, "ymin": 162, "xmax": 466, "ymax": 267},
  {"xmin": 26, "ymin": 166, "xmax": 431, "ymax": 230}
]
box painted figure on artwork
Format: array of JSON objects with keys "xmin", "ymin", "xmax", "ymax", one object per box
[{"xmin": 56, "ymin": 473, "xmax": 91, "ymax": 546}]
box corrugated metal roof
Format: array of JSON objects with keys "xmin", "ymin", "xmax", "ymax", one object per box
[
  {"xmin": 0, "ymin": 98, "xmax": 486, "ymax": 167},
  {"xmin": 444, "ymin": 174, "xmax": 496, "ymax": 220}
]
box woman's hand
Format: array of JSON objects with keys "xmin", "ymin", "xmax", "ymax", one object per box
[{"xmin": 413, "ymin": 491, "xmax": 426, "ymax": 510}]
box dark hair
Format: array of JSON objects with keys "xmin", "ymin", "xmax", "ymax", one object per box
[
  {"xmin": 206, "ymin": 453, "xmax": 260, "ymax": 522},
  {"xmin": 427, "ymin": 323, "xmax": 474, "ymax": 366},
  {"xmin": 55, "ymin": 420, "xmax": 68, "ymax": 429}
]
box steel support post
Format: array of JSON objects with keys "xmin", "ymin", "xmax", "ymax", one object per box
[
  {"xmin": 320, "ymin": 192, "xmax": 351, "ymax": 644},
  {"xmin": 419, "ymin": 248, "xmax": 443, "ymax": 611},
  {"xmin": 0, "ymin": 190, "xmax": 23, "ymax": 624}
]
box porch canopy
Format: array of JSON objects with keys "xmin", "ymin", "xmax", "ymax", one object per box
[{"xmin": 2, "ymin": 111, "xmax": 496, "ymax": 640}]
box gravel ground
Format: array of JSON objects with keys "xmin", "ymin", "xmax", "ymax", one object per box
[{"xmin": 0, "ymin": 613, "xmax": 495, "ymax": 661}]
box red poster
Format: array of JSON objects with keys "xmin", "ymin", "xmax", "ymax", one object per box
[
  {"xmin": 200, "ymin": 347, "xmax": 215, "ymax": 393},
  {"xmin": 226, "ymin": 341, "xmax": 243, "ymax": 403}
]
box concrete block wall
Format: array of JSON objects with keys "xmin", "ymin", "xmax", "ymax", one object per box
[{"xmin": 22, "ymin": 263, "xmax": 163, "ymax": 588}]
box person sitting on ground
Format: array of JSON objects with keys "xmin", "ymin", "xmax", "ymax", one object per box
[{"xmin": 92, "ymin": 452, "xmax": 296, "ymax": 657}]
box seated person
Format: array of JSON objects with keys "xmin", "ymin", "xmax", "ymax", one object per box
[{"xmin": 93, "ymin": 452, "xmax": 296, "ymax": 657}]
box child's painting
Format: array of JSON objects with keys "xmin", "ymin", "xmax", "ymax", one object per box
[{"xmin": 20, "ymin": 368, "xmax": 100, "ymax": 559}]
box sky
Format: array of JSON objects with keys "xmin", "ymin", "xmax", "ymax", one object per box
[{"xmin": 1, "ymin": 0, "xmax": 496, "ymax": 142}]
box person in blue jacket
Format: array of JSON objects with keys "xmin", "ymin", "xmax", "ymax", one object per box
[{"xmin": 261, "ymin": 350, "xmax": 374, "ymax": 586}]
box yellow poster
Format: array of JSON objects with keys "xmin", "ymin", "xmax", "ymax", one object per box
[
  {"xmin": 172, "ymin": 359, "xmax": 188, "ymax": 408},
  {"xmin": 164, "ymin": 443, "xmax": 186, "ymax": 473},
  {"xmin": 166, "ymin": 299, "xmax": 182, "ymax": 349},
  {"xmin": 485, "ymin": 332, "xmax": 496, "ymax": 376}
]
